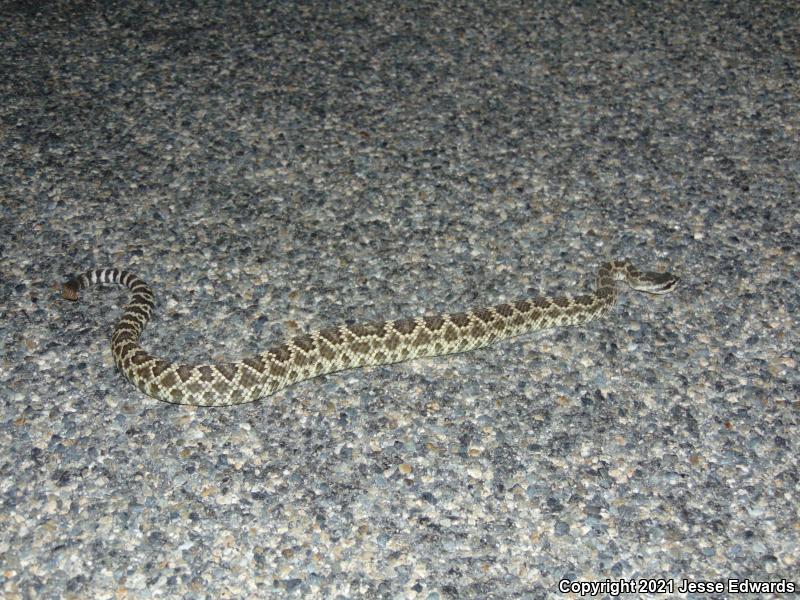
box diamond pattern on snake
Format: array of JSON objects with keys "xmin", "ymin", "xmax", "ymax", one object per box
[{"xmin": 61, "ymin": 260, "xmax": 678, "ymax": 406}]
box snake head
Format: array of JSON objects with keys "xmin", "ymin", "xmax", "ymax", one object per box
[{"xmin": 638, "ymin": 271, "xmax": 679, "ymax": 294}]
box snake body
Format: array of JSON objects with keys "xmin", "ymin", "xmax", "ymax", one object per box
[{"xmin": 62, "ymin": 261, "xmax": 678, "ymax": 406}]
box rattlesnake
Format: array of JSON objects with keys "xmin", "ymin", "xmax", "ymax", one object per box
[{"xmin": 61, "ymin": 261, "xmax": 678, "ymax": 406}]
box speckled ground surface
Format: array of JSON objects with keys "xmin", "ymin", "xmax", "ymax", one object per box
[{"xmin": 2, "ymin": 1, "xmax": 798, "ymax": 598}]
